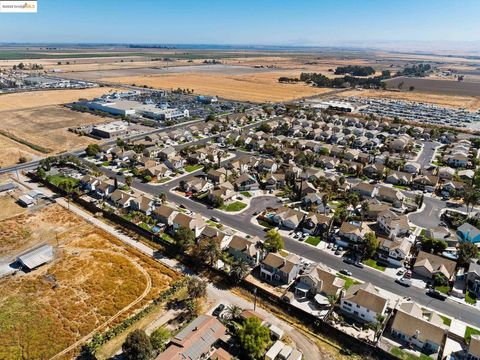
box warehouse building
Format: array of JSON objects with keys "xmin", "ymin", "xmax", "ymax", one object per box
[{"xmin": 91, "ymin": 121, "xmax": 129, "ymax": 139}]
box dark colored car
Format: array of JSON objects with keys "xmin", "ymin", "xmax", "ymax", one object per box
[
  {"xmin": 212, "ymin": 304, "xmax": 225, "ymax": 317},
  {"xmin": 340, "ymin": 269, "xmax": 352, "ymax": 276},
  {"xmin": 343, "ymin": 257, "xmax": 355, "ymax": 265},
  {"xmin": 426, "ymin": 289, "xmax": 447, "ymax": 301}
]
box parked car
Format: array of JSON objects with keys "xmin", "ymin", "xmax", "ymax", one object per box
[
  {"xmin": 395, "ymin": 277, "xmax": 412, "ymax": 287},
  {"xmin": 404, "ymin": 270, "xmax": 412, "ymax": 279},
  {"xmin": 212, "ymin": 304, "xmax": 226, "ymax": 317},
  {"xmin": 334, "ymin": 249, "xmax": 341, "ymax": 255},
  {"xmin": 326, "ymin": 243, "xmax": 332, "ymax": 249},
  {"xmin": 253, "ymin": 210, "xmax": 260, "ymax": 215},
  {"xmin": 210, "ymin": 216, "xmax": 221, "ymax": 222},
  {"xmin": 343, "ymin": 257, "xmax": 355, "ymax": 265},
  {"xmin": 426, "ymin": 289, "xmax": 447, "ymax": 301},
  {"xmin": 354, "ymin": 262, "xmax": 365, "ymax": 269},
  {"xmin": 340, "ymin": 269, "xmax": 352, "ymax": 276}
]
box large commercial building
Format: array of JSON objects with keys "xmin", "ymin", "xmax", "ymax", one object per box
[{"xmin": 91, "ymin": 121, "xmax": 129, "ymax": 138}]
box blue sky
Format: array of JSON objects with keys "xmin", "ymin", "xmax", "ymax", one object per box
[{"xmin": 1, "ymin": 0, "xmax": 479, "ymax": 45}]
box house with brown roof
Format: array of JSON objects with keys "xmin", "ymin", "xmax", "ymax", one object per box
[
  {"xmin": 264, "ymin": 173, "xmax": 286, "ymax": 190},
  {"xmin": 182, "ymin": 177, "xmax": 213, "ymax": 193},
  {"xmin": 377, "ymin": 237, "xmax": 411, "ymax": 267},
  {"xmin": 352, "ymin": 182, "xmax": 378, "ymax": 199},
  {"xmin": 152, "ymin": 204, "xmax": 178, "ymax": 225},
  {"xmin": 234, "ymin": 173, "xmax": 259, "ymax": 191},
  {"xmin": 144, "ymin": 163, "xmax": 172, "ymax": 180},
  {"xmin": 301, "ymin": 213, "xmax": 332, "ymax": 235},
  {"xmin": 271, "ymin": 207, "xmax": 305, "ymax": 230},
  {"xmin": 390, "ymin": 302, "xmax": 447, "ymax": 354},
  {"xmin": 376, "ymin": 186, "xmax": 404, "ymax": 208},
  {"xmin": 207, "ymin": 168, "xmax": 227, "ymax": 184},
  {"xmin": 340, "ymin": 282, "xmax": 388, "ymax": 323},
  {"xmin": 338, "ymin": 222, "xmax": 369, "ymax": 244},
  {"xmin": 130, "ymin": 194, "xmax": 156, "ymax": 215},
  {"xmin": 172, "ymin": 213, "xmax": 206, "ymax": 237},
  {"xmin": 228, "ymin": 235, "xmax": 263, "ymax": 266},
  {"xmin": 260, "ymin": 253, "xmax": 301, "ymax": 285},
  {"xmin": 363, "ymin": 163, "xmax": 385, "ymax": 179},
  {"xmin": 385, "ymin": 170, "xmax": 413, "ymax": 186},
  {"xmin": 295, "ymin": 263, "xmax": 345, "ymax": 298},
  {"xmin": 208, "ymin": 183, "xmax": 236, "ymax": 203},
  {"xmin": 109, "ymin": 189, "xmax": 135, "ymax": 208},
  {"xmin": 377, "ymin": 210, "xmax": 410, "ymax": 237},
  {"xmin": 413, "ymin": 175, "xmax": 439, "ymax": 193},
  {"xmin": 155, "ymin": 315, "xmax": 226, "ymax": 360},
  {"xmin": 413, "ymin": 251, "xmax": 457, "ymax": 280}
]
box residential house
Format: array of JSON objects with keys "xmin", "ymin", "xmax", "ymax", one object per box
[
  {"xmin": 228, "ymin": 235, "xmax": 263, "ymax": 266},
  {"xmin": 413, "ymin": 251, "xmax": 457, "ymax": 280},
  {"xmin": 376, "ymin": 186, "xmax": 404, "ymax": 208},
  {"xmin": 182, "ymin": 177, "xmax": 213, "ymax": 193},
  {"xmin": 441, "ymin": 180, "xmax": 464, "ymax": 198},
  {"xmin": 172, "ymin": 213, "xmax": 206, "ymax": 237},
  {"xmin": 340, "ymin": 282, "xmax": 388, "ymax": 323},
  {"xmin": 301, "ymin": 213, "xmax": 331, "ymax": 235},
  {"xmin": 80, "ymin": 175, "xmax": 106, "ymax": 192},
  {"xmin": 208, "ymin": 183, "xmax": 236, "ymax": 203},
  {"xmin": 130, "ymin": 194, "xmax": 156, "ymax": 215},
  {"xmin": 144, "ymin": 163, "xmax": 172, "ymax": 180},
  {"xmin": 158, "ymin": 146, "xmax": 176, "ymax": 161},
  {"xmin": 272, "ymin": 207, "xmax": 305, "ymax": 230},
  {"xmin": 385, "ymin": 171, "xmax": 413, "ymax": 186},
  {"xmin": 467, "ymin": 335, "xmax": 480, "ymax": 360},
  {"xmin": 403, "ymin": 162, "xmax": 421, "ymax": 174},
  {"xmin": 153, "ymin": 205, "xmax": 178, "ymax": 226},
  {"xmin": 352, "ymin": 182, "xmax": 378, "ymax": 199},
  {"xmin": 363, "ymin": 163, "xmax": 385, "ymax": 179},
  {"xmin": 109, "ymin": 189, "xmax": 135, "ymax": 208},
  {"xmin": 234, "ymin": 173, "xmax": 259, "ymax": 191},
  {"xmin": 143, "ymin": 145, "xmax": 162, "ymax": 158},
  {"xmin": 457, "ymin": 223, "xmax": 480, "ymax": 244},
  {"xmin": 295, "ymin": 263, "xmax": 345, "ymax": 298},
  {"xmin": 364, "ymin": 202, "xmax": 391, "ymax": 220},
  {"xmin": 302, "ymin": 192, "xmax": 324, "ymax": 207},
  {"xmin": 257, "ymin": 159, "xmax": 278, "ymax": 173},
  {"xmin": 377, "ymin": 237, "xmax": 411, "ymax": 267},
  {"xmin": 207, "ymin": 168, "xmax": 227, "ymax": 184},
  {"xmin": 390, "ymin": 302, "xmax": 447, "ymax": 354},
  {"xmin": 437, "ymin": 167, "xmax": 455, "ymax": 181},
  {"xmin": 377, "ymin": 210, "xmax": 410, "ymax": 237},
  {"xmin": 164, "ymin": 155, "xmax": 185, "ymax": 171},
  {"xmin": 155, "ymin": 315, "xmax": 226, "ymax": 360},
  {"xmin": 466, "ymin": 261, "xmax": 480, "ymax": 297},
  {"xmin": 413, "ymin": 175, "xmax": 439, "ymax": 192},
  {"xmin": 444, "ymin": 152, "xmax": 468, "ymax": 168},
  {"xmin": 95, "ymin": 179, "xmax": 115, "ymax": 198},
  {"xmin": 260, "ymin": 253, "xmax": 301, "ymax": 285},
  {"xmin": 264, "ymin": 173, "xmax": 286, "ymax": 190},
  {"xmin": 338, "ymin": 222, "xmax": 369, "ymax": 244}
]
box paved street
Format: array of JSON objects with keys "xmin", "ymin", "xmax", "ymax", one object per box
[{"xmin": 415, "ymin": 140, "xmax": 440, "ymax": 168}]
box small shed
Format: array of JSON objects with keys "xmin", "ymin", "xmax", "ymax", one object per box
[
  {"xmin": 267, "ymin": 323, "xmax": 285, "ymax": 340},
  {"xmin": 18, "ymin": 195, "xmax": 35, "ymax": 207},
  {"xmin": 17, "ymin": 245, "xmax": 54, "ymax": 270},
  {"xmin": 278, "ymin": 345, "xmax": 293, "ymax": 359}
]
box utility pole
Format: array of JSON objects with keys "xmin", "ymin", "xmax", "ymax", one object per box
[{"xmin": 253, "ymin": 287, "xmax": 257, "ymax": 311}]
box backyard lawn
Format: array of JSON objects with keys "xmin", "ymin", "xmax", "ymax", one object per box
[
  {"xmin": 390, "ymin": 346, "xmax": 432, "ymax": 360},
  {"xmin": 221, "ymin": 201, "xmax": 247, "ymax": 212},
  {"xmin": 305, "ymin": 236, "xmax": 321, "ymax": 246},
  {"xmin": 363, "ymin": 259, "xmax": 386, "ymax": 271},
  {"xmin": 185, "ymin": 164, "xmax": 203, "ymax": 172},
  {"xmin": 46, "ymin": 174, "xmax": 79, "ymax": 189},
  {"xmin": 240, "ymin": 191, "xmax": 252, "ymax": 198}
]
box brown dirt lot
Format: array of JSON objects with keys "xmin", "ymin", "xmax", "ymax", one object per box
[
  {"xmin": 0, "ymin": 193, "xmax": 26, "ymax": 221},
  {"xmin": 0, "ymin": 204, "xmax": 180, "ymax": 360},
  {"xmin": 0, "ymin": 87, "xmax": 118, "ymax": 112},
  {"xmin": 0, "ymin": 134, "xmax": 43, "ymax": 168},
  {"xmin": 0, "ymin": 105, "xmax": 107, "ymax": 155},
  {"xmin": 337, "ymin": 88, "xmax": 480, "ymax": 111},
  {"xmin": 102, "ymin": 71, "xmax": 332, "ymax": 102}
]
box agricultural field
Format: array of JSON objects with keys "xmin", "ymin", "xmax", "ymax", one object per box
[
  {"xmin": 0, "ymin": 203, "xmax": 180, "ymax": 360},
  {"xmin": 337, "ymin": 88, "xmax": 480, "ymax": 111},
  {"xmin": 0, "ymin": 133, "xmax": 44, "ymax": 168},
  {"xmin": 383, "ymin": 76, "xmax": 480, "ymax": 97},
  {"xmin": 101, "ymin": 71, "xmax": 333, "ymax": 102},
  {"xmin": 0, "ymin": 87, "xmax": 118, "ymax": 112},
  {"xmin": 0, "ymin": 105, "xmax": 106, "ymax": 157}
]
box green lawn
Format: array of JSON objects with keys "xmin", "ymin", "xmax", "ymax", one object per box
[
  {"xmin": 221, "ymin": 201, "xmax": 247, "ymax": 212},
  {"xmin": 390, "ymin": 346, "xmax": 432, "ymax": 360},
  {"xmin": 157, "ymin": 177, "xmax": 172, "ymax": 184},
  {"xmin": 185, "ymin": 164, "xmax": 203, "ymax": 173},
  {"xmin": 465, "ymin": 326, "xmax": 480, "ymax": 343},
  {"xmin": 439, "ymin": 315, "xmax": 452, "ymax": 326},
  {"xmin": 305, "ymin": 236, "xmax": 321, "ymax": 246},
  {"xmin": 101, "ymin": 161, "xmax": 110, "ymax": 166},
  {"xmin": 393, "ymin": 184, "xmax": 409, "ymax": 190},
  {"xmin": 46, "ymin": 174, "xmax": 79, "ymax": 189},
  {"xmin": 363, "ymin": 259, "xmax": 386, "ymax": 271},
  {"xmin": 466, "ymin": 291, "xmax": 477, "ymax": 305},
  {"xmin": 279, "ymin": 249, "xmax": 289, "ymax": 258},
  {"xmin": 206, "ymin": 220, "xmax": 224, "ymax": 229},
  {"xmin": 435, "ymin": 286, "xmax": 450, "ymax": 294},
  {"xmin": 240, "ymin": 191, "xmax": 252, "ymax": 198},
  {"xmin": 337, "ymin": 274, "xmax": 361, "ymax": 290},
  {"xmin": 258, "ymin": 219, "xmax": 275, "ymax": 229},
  {"xmin": 139, "ymin": 222, "xmax": 151, "ymax": 231}
]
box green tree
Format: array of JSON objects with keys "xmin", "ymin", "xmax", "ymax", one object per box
[
  {"xmin": 363, "ymin": 232, "xmax": 379, "ymax": 259},
  {"xmin": 195, "ymin": 236, "xmax": 221, "ymax": 266},
  {"xmin": 264, "ymin": 229, "xmax": 284, "ymax": 252},
  {"xmin": 122, "ymin": 329, "xmax": 152, "ymax": 360},
  {"xmin": 85, "ymin": 143, "xmax": 101, "ymax": 157},
  {"xmin": 174, "ymin": 226, "xmax": 195, "ymax": 251},
  {"xmin": 231, "ymin": 258, "xmax": 250, "ymax": 283},
  {"xmin": 433, "ymin": 273, "xmax": 449, "ymax": 287},
  {"xmin": 224, "ymin": 304, "xmax": 243, "ymax": 321},
  {"xmin": 210, "ymin": 194, "xmax": 224, "ymax": 208},
  {"xmin": 186, "ymin": 276, "xmax": 207, "ymax": 299},
  {"xmin": 457, "ymin": 242, "xmax": 478, "ymax": 267},
  {"xmin": 257, "ymin": 123, "xmax": 272, "ymax": 133},
  {"xmin": 125, "ymin": 176, "xmax": 133, "ymax": 187},
  {"xmin": 238, "ymin": 317, "xmax": 271, "ymax": 360},
  {"xmin": 421, "ymin": 237, "xmax": 447, "ymax": 254},
  {"xmin": 150, "ymin": 326, "xmax": 170, "ymax": 352}
]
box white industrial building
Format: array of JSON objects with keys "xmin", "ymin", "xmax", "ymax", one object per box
[{"xmin": 17, "ymin": 244, "xmax": 54, "ymax": 271}]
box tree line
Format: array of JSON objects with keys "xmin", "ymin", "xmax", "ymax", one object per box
[{"xmin": 334, "ymin": 65, "xmax": 375, "ymax": 76}]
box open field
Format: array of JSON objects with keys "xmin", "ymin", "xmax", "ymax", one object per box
[
  {"xmin": 337, "ymin": 88, "xmax": 480, "ymax": 110},
  {"xmin": 384, "ymin": 76, "xmax": 480, "ymax": 97},
  {"xmin": 0, "ymin": 105, "xmax": 106, "ymax": 156},
  {"xmin": 0, "ymin": 87, "xmax": 118, "ymax": 112},
  {"xmin": 0, "ymin": 193, "xmax": 26, "ymax": 221},
  {"xmin": 101, "ymin": 71, "xmax": 332, "ymax": 102},
  {"xmin": 0, "ymin": 203, "xmax": 179, "ymax": 360},
  {"xmin": 0, "ymin": 133, "xmax": 44, "ymax": 168}
]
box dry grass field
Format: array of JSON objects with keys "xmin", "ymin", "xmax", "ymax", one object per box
[
  {"xmin": 338, "ymin": 88, "xmax": 480, "ymax": 111},
  {"xmin": 0, "ymin": 193, "xmax": 26, "ymax": 222},
  {"xmin": 0, "ymin": 204, "xmax": 179, "ymax": 360},
  {"xmin": 0, "ymin": 134, "xmax": 43, "ymax": 168},
  {"xmin": 102, "ymin": 71, "xmax": 333, "ymax": 102},
  {"xmin": 0, "ymin": 105, "xmax": 106, "ymax": 156},
  {"xmin": 0, "ymin": 87, "xmax": 118, "ymax": 112}
]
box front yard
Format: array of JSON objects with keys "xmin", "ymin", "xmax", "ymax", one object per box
[
  {"xmin": 465, "ymin": 326, "xmax": 480, "ymax": 343},
  {"xmin": 466, "ymin": 291, "xmax": 478, "ymax": 305},
  {"xmin": 184, "ymin": 164, "xmax": 203, "ymax": 173},
  {"xmin": 337, "ymin": 274, "xmax": 361, "ymax": 290},
  {"xmin": 305, "ymin": 236, "xmax": 321, "ymax": 246},
  {"xmin": 363, "ymin": 259, "xmax": 386, "ymax": 271},
  {"xmin": 221, "ymin": 201, "xmax": 247, "ymax": 212}
]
